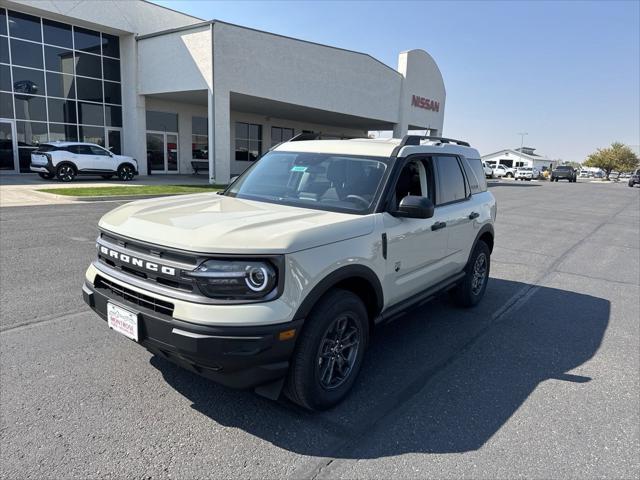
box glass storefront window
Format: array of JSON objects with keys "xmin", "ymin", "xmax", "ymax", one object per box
[
  {"xmin": 16, "ymin": 120, "xmax": 47, "ymax": 146},
  {"xmin": 0, "ymin": 65, "xmax": 11, "ymax": 92},
  {"xmin": 78, "ymin": 102, "xmax": 104, "ymax": 126},
  {"xmin": 48, "ymin": 123, "xmax": 78, "ymax": 142},
  {"xmin": 0, "ymin": 92, "xmax": 13, "ymax": 118},
  {"xmin": 10, "ymin": 38, "xmax": 43, "ymax": 69},
  {"xmin": 105, "ymin": 105, "xmax": 122, "ymax": 127},
  {"xmin": 76, "ymin": 77, "xmax": 103, "ymax": 102},
  {"xmin": 74, "ymin": 26, "xmax": 101, "ymax": 55},
  {"xmin": 14, "ymin": 95, "xmax": 47, "ymax": 122},
  {"xmin": 48, "ymin": 98, "xmax": 77, "ymax": 123},
  {"xmin": 192, "ymin": 117, "xmax": 208, "ymax": 160},
  {"xmin": 0, "ymin": 36, "xmax": 9, "ymax": 64},
  {"xmin": 235, "ymin": 122, "xmax": 262, "ymax": 161},
  {"xmin": 102, "ymin": 33, "xmax": 120, "ymax": 58},
  {"xmin": 2, "ymin": 8, "xmax": 123, "ymax": 168},
  {"xmin": 76, "ymin": 52, "xmax": 102, "ymax": 78},
  {"xmin": 8, "ymin": 11, "xmax": 41, "ymax": 42},
  {"xmin": 79, "ymin": 125, "xmax": 105, "ymax": 146},
  {"xmin": 12, "ymin": 67, "xmax": 45, "ymax": 96},
  {"xmin": 46, "ymin": 72, "xmax": 75, "ymax": 99},
  {"xmin": 102, "ymin": 57, "xmax": 120, "ymax": 82},
  {"xmin": 103, "ymin": 81, "xmax": 121, "ymax": 105},
  {"xmin": 146, "ymin": 111, "xmax": 178, "ymax": 131},
  {"xmin": 44, "ymin": 46, "xmax": 76, "ymax": 74},
  {"xmin": 42, "ymin": 19, "xmax": 73, "ymax": 49}
]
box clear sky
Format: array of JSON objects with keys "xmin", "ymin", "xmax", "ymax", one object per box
[{"xmin": 154, "ymin": 0, "xmax": 639, "ymax": 162}]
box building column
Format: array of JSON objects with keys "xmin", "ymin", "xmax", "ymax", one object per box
[
  {"xmin": 212, "ymin": 90, "xmax": 231, "ymax": 184},
  {"xmin": 120, "ymin": 34, "xmax": 147, "ymax": 174},
  {"xmin": 207, "ymin": 88, "xmax": 215, "ymax": 184}
]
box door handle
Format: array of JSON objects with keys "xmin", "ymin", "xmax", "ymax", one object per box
[
  {"xmin": 431, "ymin": 221, "xmax": 447, "ymax": 231},
  {"xmin": 468, "ymin": 212, "xmax": 480, "ymax": 220}
]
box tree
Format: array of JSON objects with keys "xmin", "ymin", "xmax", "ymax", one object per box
[{"xmin": 584, "ymin": 142, "xmax": 639, "ymax": 179}]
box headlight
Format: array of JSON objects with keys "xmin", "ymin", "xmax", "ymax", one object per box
[{"xmin": 186, "ymin": 259, "xmax": 278, "ymax": 300}]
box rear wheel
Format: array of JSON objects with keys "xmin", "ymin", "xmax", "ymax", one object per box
[
  {"xmin": 117, "ymin": 164, "xmax": 135, "ymax": 181},
  {"xmin": 285, "ymin": 289, "xmax": 368, "ymax": 411},
  {"xmin": 38, "ymin": 172, "xmax": 55, "ymax": 180},
  {"xmin": 451, "ymin": 240, "xmax": 490, "ymax": 308},
  {"xmin": 56, "ymin": 164, "xmax": 76, "ymax": 182}
]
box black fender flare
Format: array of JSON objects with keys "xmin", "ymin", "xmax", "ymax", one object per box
[
  {"xmin": 466, "ymin": 223, "xmax": 495, "ymax": 269},
  {"xmin": 292, "ymin": 264, "xmax": 384, "ymax": 322}
]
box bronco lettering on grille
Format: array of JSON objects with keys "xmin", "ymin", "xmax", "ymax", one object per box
[{"xmin": 99, "ymin": 245, "xmax": 176, "ymax": 276}]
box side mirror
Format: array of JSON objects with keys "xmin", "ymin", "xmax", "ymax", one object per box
[{"xmin": 394, "ymin": 195, "xmax": 435, "ymax": 219}]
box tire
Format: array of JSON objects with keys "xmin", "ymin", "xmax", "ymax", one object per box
[
  {"xmin": 506, "ymin": 173, "xmax": 513, "ymax": 178},
  {"xmin": 117, "ymin": 164, "xmax": 135, "ymax": 181},
  {"xmin": 101, "ymin": 174, "xmax": 114, "ymax": 180},
  {"xmin": 38, "ymin": 172, "xmax": 55, "ymax": 180},
  {"xmin": 451, "ymin": 240, "xmax": 490, "ymax": 308},
  {"xmin": 56, "ymin": 164, "xmax": 76, "ymax": 182},
  {"xmin": 285, "ymin": 289, "xmax": 369, "ymax": 411}
]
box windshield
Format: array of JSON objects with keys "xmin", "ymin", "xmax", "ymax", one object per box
[{"xmin": 225, "ymin": 151, "xmax": 388, "ymax": 214}]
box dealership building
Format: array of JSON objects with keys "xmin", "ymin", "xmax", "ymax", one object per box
[{"xmin": 0, "ymin": 0, "xmax": 446, "ymax": 182}]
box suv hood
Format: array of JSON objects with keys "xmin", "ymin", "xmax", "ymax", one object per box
[{"xmin": 98, "ymin": 193, "xmax": 375, "ymax": 254}]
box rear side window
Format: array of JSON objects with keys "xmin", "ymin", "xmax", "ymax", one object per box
[
  {"xmin": 68, "ymin": 145, "xmax": 92, "ymax": 155},
  {"xmin": 435, "ymin": 156, "xmax": 467, "ymax": 204},
  {"xmin": 461, "ymin": 158, "xmax": 487, "ymax": 194}
]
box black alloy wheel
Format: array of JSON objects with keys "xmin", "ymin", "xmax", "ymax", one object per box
[
  {"xmin": 118, "ymin": 164, "xmax": 135, "ymax": 181},
  {"xmin": 56, "ymin": 164, "xmax": 76, "ymax": 182},
  {"xmin": 285, "ymin": 289, "xmax": 368, "ymax": 410}
]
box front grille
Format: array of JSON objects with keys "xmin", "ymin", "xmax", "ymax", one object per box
[{"xmin": 95, "ymin": 275, "xmax": 174, "ymax": 317}]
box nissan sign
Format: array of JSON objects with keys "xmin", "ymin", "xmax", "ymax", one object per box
[{"xmin": 411, "ymin": 95, "xmax": 440, "ymax": 112}]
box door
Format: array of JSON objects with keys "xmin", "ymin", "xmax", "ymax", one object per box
[
  {"xmin": 383, "ymin": 157, "xmax": 449, "ymax": 306},
  {"xmin": 107, "ymin": 129, "xmax": 122, "ymax": 155},
  {"xmin": 433, "ymin": 155, "xmax": 478, "ymax": 273},
  {"xmin": 88, "ymin": 144, "xmax": 115, "ymax": 171},
  {"xmin": 0, "ymin": 120, "xmax": 18, "ymax": 174},
  {"xmin": 146, "ymin": 131, "xmax": 179, "ymax": 173}
]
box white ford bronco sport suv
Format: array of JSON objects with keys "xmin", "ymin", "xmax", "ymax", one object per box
[
  {"xmin": 83, "ymin": 135, "xmax": 496, "ymax": 410},
  {"xmin": 30, "ymin": 141, "xmax": 138, "ymax": 182}
]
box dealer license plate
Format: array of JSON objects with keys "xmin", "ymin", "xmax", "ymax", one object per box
[{"xmin": 107, "ymin": 303, "xmax": 139, "ymax": 342}]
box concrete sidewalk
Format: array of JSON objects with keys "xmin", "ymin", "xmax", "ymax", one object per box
[{"xmin": 0, "ymin": 173, "xmax": 212, "ymax": 207}]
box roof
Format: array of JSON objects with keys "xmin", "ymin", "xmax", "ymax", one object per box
[
  {"xmin": 274, "ymin": 138, "xmax": 480, "ymax": 159},
  {"xmin": 482, "ymin": 148, "xmax": 548, "ymax": 161},
  {"xmin": 40, "ymin": 141, "xmax": 101, "ymax": 147}
]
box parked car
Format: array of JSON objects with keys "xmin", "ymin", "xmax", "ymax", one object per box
[
  {"xmin": 492, "ymin": 164, "xmax": 515, "ymax": 178},
  {"xmin": 550, "ymin": 166, "xmax": 577, "ymax": 182},
  {"xmin": 82, "ymin": 135, "xmax": 496, "ymax": 410},
  {"xmin": 629, "ymin": 169, "xmax": 640, "ymax": 187},
  {"xmin": 515, "ymin": 167, "xmax": 538, "ymax": 181},
  {"xmin": 482, "ymin": 161, "xmax": 494, "ymax": 178},
  {"xmin": 30, "ymin": 141, "xmax": 138, "ymax": 182},
  {"xmin": 579, "ymin": 170, "xmax": 591, "ymax": 178}
]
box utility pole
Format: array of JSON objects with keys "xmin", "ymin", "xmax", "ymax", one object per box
[{"xmin": 518, "ymin": 132, "xmax": 528, "ymax": 167}]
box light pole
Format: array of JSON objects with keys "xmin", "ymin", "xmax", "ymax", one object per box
[{"xmin": 517, "ymin": 132, "xmax": 528, "ymax": 167}]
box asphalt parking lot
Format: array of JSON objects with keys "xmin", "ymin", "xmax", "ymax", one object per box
[{"xmin": 1, "ymin": 180, "xmax": 638, "ymax": 479}]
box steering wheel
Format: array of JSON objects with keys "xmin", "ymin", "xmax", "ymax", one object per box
[{"xmin": 345, "ymin": 195, "xmax": 370, "ymax": 209}]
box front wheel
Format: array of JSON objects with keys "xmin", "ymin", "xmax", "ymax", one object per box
[
  {"xmin": 38, "ymin": 172, "xmax": 55, "ymax": 180},
  {"xmin": 117, "ymin": 164, "xmax": 135, "ymax": 181},
  {"xmin": 451, "ymin": 240, "xmax": 490, "ymax": 308},
  {"xmin": 56, "ymin": 164, "xmax": 76, "ymax": 182},
  {"xmin": 285, "ymin": 289, "xmax": 368, "ymax": 411}
]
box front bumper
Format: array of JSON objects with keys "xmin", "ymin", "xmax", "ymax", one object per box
[{"xmin": 82, "ymin": 280, "xmax": 303, "ymax": 390}]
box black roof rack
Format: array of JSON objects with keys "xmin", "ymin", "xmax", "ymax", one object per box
[{"xmin": 398, "ymin": 135, "xmax": 471, "ymax": 148}]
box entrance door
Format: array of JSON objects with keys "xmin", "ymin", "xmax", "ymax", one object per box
[
  {"xmin": 146, "ymin": 131, "xmax": 179, "ymax": 173},
  {"xmin": 0, "ymin": 120, "xmax": 18, "ymax": 174},
  {"xmin": 106, "ymin": 129, "xmax": 122, "ymax": 155}
]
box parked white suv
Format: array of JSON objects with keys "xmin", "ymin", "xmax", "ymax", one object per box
[
  {"xmin": 83, "ymin": 135, "xmax": 496, "ymax": 410},
  {"xmin": 515, "ymin": 166, "xmax": 538, "ymax": 181},
  {"xmin": 482, "ymin": 161, "xmax": 494, "ymax": 178},
  {"xmin": 30, "ymin": 141, "xmax": 138, "ymax": 182}
]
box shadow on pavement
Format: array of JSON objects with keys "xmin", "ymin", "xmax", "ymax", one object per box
[
  {"xmin": 149, "ymin": 278, "xmax": 609, "ymax": 458},
  {"xmin": 488, "ymin": 182, "xmax": 541, "ymax": 187}
]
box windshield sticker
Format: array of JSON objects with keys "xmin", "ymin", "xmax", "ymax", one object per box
[{"xmin": 291, "ymin": 166, "xmax": 308, "ymax": 172}]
